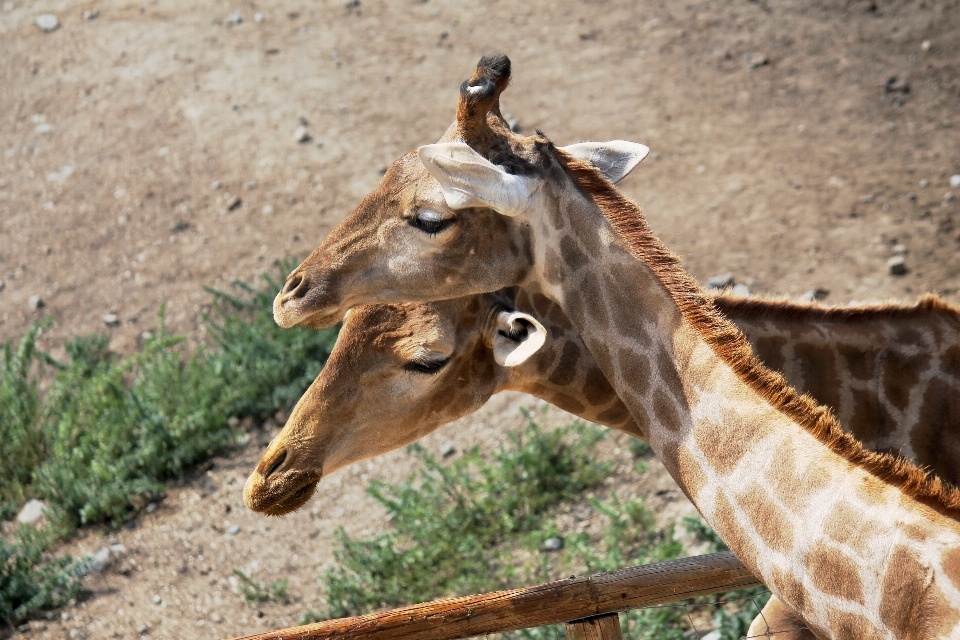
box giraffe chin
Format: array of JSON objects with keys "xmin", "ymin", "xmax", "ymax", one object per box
[
  {"xmin": 246, "ymin": 475, "xmax": 320, "ymax": 516},
  {"xmin": 273, "ymin": 297, "xmax": 344, "ymax": 330}
]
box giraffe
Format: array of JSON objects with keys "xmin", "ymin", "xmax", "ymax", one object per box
[
  {"xmin": 246, "ymin": 290, "xmax": 960, "ymax": 638},
  {"xmin": 269, "ymin": 56, "xmax": 960, "ymax": 638}
]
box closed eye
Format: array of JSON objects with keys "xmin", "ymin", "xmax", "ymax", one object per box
[
  {"xmin": 405, "ymin": 358, "xmax": 450, "ymax": 375},
  {"xmin": 410, "ymin": 209, "xmax": 452, "ymax": 235}
]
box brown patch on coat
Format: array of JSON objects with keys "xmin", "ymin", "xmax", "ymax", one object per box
[
  {"xmin": 553, "ymin": 147, "xmax": 960, "ymax": 517},
  {"xmin": 583, "ymin": 367, "xmax": 616, "ymax": 406},
  {"xmin": 825, "ymin": 610, "xmax": 883, "ymax": 640},
  {"xmin": 768, "ymin": 442, "xmax": 832, "ymax": 512},
  {"xmin": 881, "ymin": 351, "xmax": 924, "ymax": 411},
  {"xmin": 674, "ymin": 444, "xmax": 708, "ymax": 501},
  {"xmin": 548, "ymin": 339, "xmax": 580, "ymax": 387},
  {"xmin": 845, "ymin": 387, "xmax": 882, "ymax": 447},
  {"xmin": 749, "ymin": 336, "xmax": 788, "ymax": 374},
  {"xmin": 791, "ymin": 341, "xmax": 843, "ymax": 418},
  {"xmin": 768, "ymin": 566, "xmax": 809, "ymax": 618},
  {"xmin": 740, "ymin": 483, "xmax": 794, "ymax": 553},
  {"xmin": 806, "ymin": 544, "xmax": 865, "ymax": 604},
  {"xmin": 822, "ymin": 502, "xmax": 879, "ymax": 551},
  {"xmin": 942, "ymin": 547, "xmax": 960, "ymax": 591},
  {"xmin": 912, "ymin": 377, "xmax": 960, "ymax": 486},
  {"xmin": 712, "ymin": 492, "xmax": 760, "ymax": 572},
  {"xmin": 879, "ymin": 546, "xmax": 928, "ymax": 639},
  {"xmin": 835, "ymin": 343, "xmax": 875, "ymax": 382}
]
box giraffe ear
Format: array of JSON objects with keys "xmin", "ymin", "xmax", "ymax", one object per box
[
  {"xmin": 417, "ymin": 142, "xmax": 539, "ymax": 217},
  {"xmin": 559, "ymin": 141, "xmax": 649, "ymax": 184},
  {"xmin": 491, "ymin": 310, "xmax": 547, "ymax": 367}
]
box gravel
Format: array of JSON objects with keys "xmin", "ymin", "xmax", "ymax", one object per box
[
  {"xmin": 35, "ymin": 123, "xmax": 53, "ymax": 134},
  {"xmin": 950, "ymin": 174, "xmax": 960, "ymax": 188},
  {"xmin": 35, "ymin": 13, "xmax": 59, "ymax": 32},
  {"xmin": 28, "ymin": 294, "xmax": 44, "ymax": 310},
  {"xmin": 226, "ymin": 524, "xmax": 241, "ymax": 535},
  {"xmin": 543, "ymin": 537, "xmax": 564, "ymax": 552},
  {"xmin": 440, "ymin": 441, "xmax": 456, "ymax": 458},
  {"xmin": 294, "ymin": 124, "xmax": 311, "ymax": 143},
  {"xmin": 706, "ymin": 272, "xmax": 734, "ymax": 289},
  {"xmin": 76, "ymin": 547, "xmax": 113, "ymax": 576},
  {"xmin": 17, "ymin": 499, "xmax": 49, "ymax": 524},
  {"xmin": 226, "ymin": 11, "xmax": 242, "ymax": 24},
  {"xmin": 103, "ymin": 313, "xmax": 120, "ymax": 326},
  {"xmin": 892, "ymin": 244, "xmax": 908, "ymax": 255},
  {"xmin": 888, "ymin": 256, "xmax": 908, "ymax": 275}
]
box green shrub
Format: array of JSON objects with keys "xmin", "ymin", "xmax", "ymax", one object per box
[
  {"xmin": 0, "ymin": 525, "xmax": 82, "ymax": 626},
  {"xmin": 311, "ymin": 414, "xmax": 610, "ymax": 619},
  {"xmin": 232, "ymin": 569, "xmax": 289, "ymax": 605}
]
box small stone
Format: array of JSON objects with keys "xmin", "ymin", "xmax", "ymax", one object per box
[
  {"xmin": 247, "ymin": 181, "xmax": 258, "ymax": 190},
  {"xmin": 103, "ymin": 313, "xmax": 120, "ymax": 326},
  {"xmin": 153, "ymin": 594, "xmax": 162, "ymax": 605},
  {"xmin": 743, "ymin": 52, "xmax": 768, "ymax": 69},
  {"xmin": 17, "ymin": 499, "xmax": 48, "ymax": 524},
  {"xmin": 69, "ymin": 630, "xmax": 87, "ymax": 639},
  {"xmin": 254, "ymin": 12, "xmax": 264, "ymax": 22},
  {"xmin": 888, "ymin": 256, "xmax": 908, "ymax": 276},
  {"xmin": 885, "ymin": 75, "xmax": 909, "ymax": 93},
  {"xmin": 226, "ymin": 10, "xmax": 242, "ymax": 24},
  {"xmin": 210, "ymin": 613, "xmax": 222, "ymax": 623},
  {"xmin": 28, "ymin": 294, "xmax": 44, "ymax": 310},
  {"xmin": 109, "ymin": 543, "xmax": 126, "ymax": 555},
  {"xmin": 800, "ymin": 288, "xmax": 830, "ymax": 302},
  {"xmin": 82, "ymin": 9, "xmax": 99, "ymax": 20},
  {"xmin": 145, "ymin": 502, "xmax": 157, "ymax": 514},
  {"xmin": 0, "ymin": 280, "xmax": 4, "ymax": 292},
  {"xmin": 34, "ymin": 123, "xmax": 53, "ymax": 134},
  {"xmin": 921, "ymin": 40, "xmax": 931, "ymax": 52},
  {"xmin": 333, "ymin": 507, "xmax": 345, "ymax": 517},
  {"xmin": 950, "ymin": 175, "xmax": 960, "ymax": 188},
  {"xmin": 137, "ymin": 623, "xmax": 149, "ymax": 635},
  {"xmin": 706, "ymin": 272, "xmax": 734, "ymax": 289},
  {"xmin": 35, "ymin": 13, "xmax": 59, "ymax": 32},
  {"xmin": 919, "ymin": 179, "xmax": 930, "ymax": 188},
  {"xmin": 261, "ymin": 204, "xmax": 274, "ymax": 215},
  {"xmin": 211, "ymin": 180, "xmax": 222, "ymax": 190},
  {"xmin": 731, "ymin": 283, "xmax": 751, "ymax": 296},
  {"xmin": 543, "ymin": 537, "xmax": 564, "ymax": 552},
  {"xmin": 860, "ymin": 194, "xmax": 875, "ymax": 203},
  {"xmin": 892, "ymin": 244, "xmax": 908, "ymax": 255},
  {"xmin": 696, "ymin": 164, "xmax": 706, "ymax": 174},
  {"xmin": 294, "ymin": 125, "xmax": 311, "ymax": 143},
  {"xmin": 946, "ymin": 192, "xmax": 956, "ymax": 203},
  {"xmin": 226, "ymin": 524, "xmax": 241, "ymax": 535},
  {"xmin": 61, "ymin": 612, "xmax": 70, "ymax": 622},
  {"xmin": 225, "ymin": 195, "xmax": 242, "ymax": 211},
  {"xmin": 76, "ymin": 547, "xmax": 112, "ymax": 576},
  {"xmin": 440, "ymin": 441, "xmax": 456, "ymax": 458}
]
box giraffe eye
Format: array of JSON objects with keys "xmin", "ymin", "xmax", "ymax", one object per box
[
  {"xmin": 411, "ymin": 209, "xmax": 451, "ymax": 235},
  {"xmin": 405, "ymin": 357, "xmax": 450, "ymax": 374}
]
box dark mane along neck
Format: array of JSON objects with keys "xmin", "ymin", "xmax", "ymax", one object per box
[
  {"xmin": 552, "ymin": 146, "xmax": 960, "ymax": 518},
  {"xmin": 713, "ymin": 292, "xmax": 960, "ymax": 324}
]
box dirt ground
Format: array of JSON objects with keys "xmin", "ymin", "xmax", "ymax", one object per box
[{"xmin": 2, "ymin": 0, "xmax": 959, "ymax": 638}]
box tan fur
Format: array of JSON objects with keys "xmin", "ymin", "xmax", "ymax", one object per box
[{"xmin": 555, "ymin": 148, "xmax": 960, "ymax": 518}]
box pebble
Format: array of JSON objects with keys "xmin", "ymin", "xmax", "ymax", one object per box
[
  {"xmin": 225, "ymin": 195, "xmax": 242, "ymax": 211},
  {"xmin": 885, "ymin": 75, "xmax": 909, "ymax": 93},
  {"xmin": 950, "ymin": 175, "xmax": 960, "ymax": 188},
  {"xmin": 261, "ymin": 204, "xmax": 274, "ymax": 215},
  {"xmin": 34, "ymin": 122, "xmax": 53, "ymax": 134},
  {"xmin": 82, "ymin": 9, "xmax": 99, "ymax": 20},
  {"xmin": 892, "ymin": 244, "xmax": 908, "ymax": 255},
  {"xmin": 145, "ymin": 502, "xmax": 157, "ymax": 513},
  {"xmin": 35, "ymin": 13, "xmax": 59, "ymax": 32},
  {"xmin": 0, "ymin": 280, "xmax": 4, "ymax": 292},
  {"xmin": 17, "ymin": 499, "xmax": 48, "ymax": 524},
  {"xmin": 696, "ymin": 164, "xmax": 706, "ymax": 174},
  {"xmin": 211, "ymin": 180, "xmax": 222, "ymax": 190},
  {"xmin": 69, "ymin": 630, "xmax": 87, "ymax": 639},
  {"xmin": 919, "ymin": 179, "xmax": 930, "ymax": 188},
  {"xmin": 706, "ymin": 272, "xmax": 734, "ymax": 289},
  {"xmin": 440, "ymin": 441, "xmax": 456, "ymax": 458},
  {"xmin": 333, "ymin": 507, "xmax": 346, "ymax": 517},
  {"xmin": 946, "ymin": 192, "xmax": 956, "ymax": 203},
  {"xmin": 76, "ymin": 547, "xmax": 112, "ymax": 576},
  {"xmin": 800, "ymin": 288, "xmax": 829, "ymax": 302},
  {"xmin": 103, "ymin": 313, "xmax": 120, "ymax": 326},
  {"xmin": 226, "ymin": 10, "xmax": 242, "ymax": 24},
  {"xmin": 137, "ymin": 623, "xmax": 149, "ymax": 635},
  {"xmin": 254, "ymin": 12, "xmax": 264, "ymax": 22},
  {"xmin": 888, "ymin": 256, "xmax": 908, "ymax": 276},
  {"xmin": 921, "ymin": 40, "xmax": 931, "ymax": 52},
  {"xmin": 226, "ymin": 524, "xmax": 241, "ymax": 535},
  {"xmin": 61, "ymin": 612, "xmax": 70, "ymax": 622},
  {"xmin": 543, "ymin": 537, "xmax": 564, "ymax": 552},
  {"xmin": 743, "ymin": 52, "xmax": 768, "ymax": 69},
  {"xmin": 731, "ymin": 283, "xmax": 751, "ymax": 296},
  {"xmin": 294, "ymin": 125, "xmax": 311, "ymax": 143},
  {"xmin": 28, "ymin": 294, "xmax": 44, "ymax": 310},
  {"xmin": 153, "ymin": 595, "xmax": 162, "ymax": 605}
]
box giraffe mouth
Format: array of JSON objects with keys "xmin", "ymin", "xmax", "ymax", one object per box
[{"xmin": 244, "ymin": 471, "xmax": 322, "ymax": 516}]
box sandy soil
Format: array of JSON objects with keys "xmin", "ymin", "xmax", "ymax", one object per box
[{"xmin": 2, "ymin": 0, "xmax": 959, "ymax": 638}]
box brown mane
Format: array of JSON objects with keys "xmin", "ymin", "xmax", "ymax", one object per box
[
  {"xmin": 714, "ymin": 292, "xmax": 960, "ymax": 325},
  {"xmin": 552, "ymin": 146, "xmax": 960, "ymax": 519}
]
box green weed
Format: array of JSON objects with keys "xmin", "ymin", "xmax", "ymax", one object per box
[
  {"xmin": 0, "ymin": 525, "xmax": 81, "ymax": 627},
  {"xmin": 232, "ymin": 569, "xmax": 289, "ymax": 605}
]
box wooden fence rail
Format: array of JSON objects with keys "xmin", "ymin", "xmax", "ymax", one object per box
[{"xmin": 227, "ymin": 551, "xmax": 760, "ymax": 640}]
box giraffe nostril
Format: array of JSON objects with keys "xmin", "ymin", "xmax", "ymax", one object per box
[
  {"xmin": 282, "ymin": 273, "xmax": 308, "ymax": 299},
  {"xmin": 263, "ymin": 448, "xmax": 288, "ymax": 480}
]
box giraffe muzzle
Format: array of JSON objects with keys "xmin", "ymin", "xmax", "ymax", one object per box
[{"xmin": 273, "ymin": 269, "xmax": 344, "ymax": 329}]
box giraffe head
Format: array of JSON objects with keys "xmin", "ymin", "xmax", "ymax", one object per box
[
  {"xmin": 244, "ymin": 290, "xmax": 551, "ymax": 516},
  {"xmin": 273, "ymin": 54, "xmax": 648, "ymax": 329}
]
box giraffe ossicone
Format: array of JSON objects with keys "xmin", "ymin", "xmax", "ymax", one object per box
[{"xmin": 269, "ymin": 54, "xmax": 960, "ymax": 639}]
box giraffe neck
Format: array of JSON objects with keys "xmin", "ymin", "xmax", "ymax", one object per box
[
  {"xmin": 524, "ymin": 154, "xmax": 960, "ymax": 639},
  {"xmin": 504, "ymin": 288, "xmax": 960, "ymax": 484}
]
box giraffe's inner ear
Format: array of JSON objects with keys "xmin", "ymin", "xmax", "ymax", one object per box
[
  {"xmin": 491, "ymin": 310, "xmax": 547, "ymax": 367},
  {"xmin": 417, "ymin": 142, "xmax": 540, "ymax": 217},
  {"xmin": 559, "ymin": 141, "xmax": 650, "ymax": 184}
]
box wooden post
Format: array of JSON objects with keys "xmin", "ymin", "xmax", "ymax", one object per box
[{"xmin": 565, "ymin": 613, "xmax": 623, "ymax": 640}]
